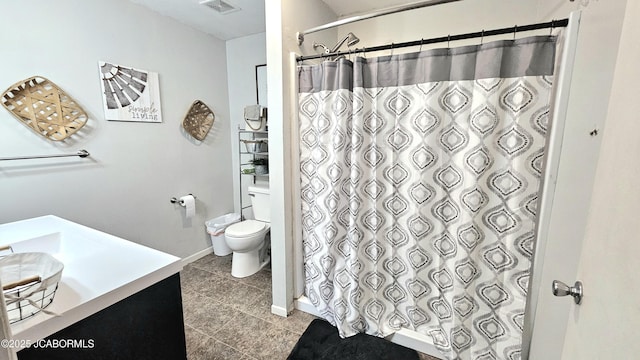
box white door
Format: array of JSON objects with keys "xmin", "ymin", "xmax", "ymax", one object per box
[
  {"xmin": 529, "ymin": 1, "xmax": 634, "ymax": 358},
  {"xmin": 556, "ymin": 2, "xmax": 640, "ymax": 358}
]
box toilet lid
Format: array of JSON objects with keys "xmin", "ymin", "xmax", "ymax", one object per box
[{"xmin": 226, "ymin": 220, "xmax": 266, "ymax": 237}]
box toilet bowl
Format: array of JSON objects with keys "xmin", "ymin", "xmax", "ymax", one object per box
[
  {"xmin": 224, "ymin": 220, "xmax": 270, "ymax": 278},
  {"xmin": 224, "ymin": 185, "xmax": 271, "ymax": 278}
]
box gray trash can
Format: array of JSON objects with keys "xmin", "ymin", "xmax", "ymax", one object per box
[{"xmin": 205, "ymin": 213, "xmax": 241, "ymax": 256}]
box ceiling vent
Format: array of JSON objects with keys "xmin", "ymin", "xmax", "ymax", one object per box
[{"xmin": 199, "ymin": 0, "xmax": 240, "ymax": 15}]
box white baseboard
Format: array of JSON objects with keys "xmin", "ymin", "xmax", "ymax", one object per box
[
  {"xmin": 294, "ymin": 296, "xmax": 321, "ymax": 317},
  {"xmin": 388, "ymin": 328, "xmax": 442, "ymax": 358},
  {"xmin": 271, "ymin": 304, "xmax": 289, "ymax": 317},
  {"xmin": 294, "ymin": 296, "xmax": 443, "ymax": 359},
  {"xmin": 181, "ymin": 246, "xmax": 214, "ymax": 266}
]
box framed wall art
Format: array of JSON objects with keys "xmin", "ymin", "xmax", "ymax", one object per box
[
  {"xmin": 98, "ymin": 61, "xmax": 162, "ymax": 122},
  {"xmin": 255, "ymin": 64, "xmax": 267, "ymax": 107}
]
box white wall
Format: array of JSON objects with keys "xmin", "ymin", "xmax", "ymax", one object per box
[
  {"xmin": 226, "ymin": 32, "xmax": 268, "ymax": 218},
  {"xmin": 337, "ymin": 0, "xmax": 540, "ymax": 54},
  {"xmin": 561, "ymin": 1, "xmax": 640, "ymax": 357},
  {"xmin": 227, "ymin": 33, "xmax": 267, "ymax": 135},
  {"xmin": 266, "ymin": 0, "xmax": 337, "ymax": 315},
  {"xmin": 0, "ymin": 0, "xmax": 233, "ymax": 258}
]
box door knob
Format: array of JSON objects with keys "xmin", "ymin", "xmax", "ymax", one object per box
[{"xmin": 552, "ymin": 280, "xmax": 583, "ymax": 304}]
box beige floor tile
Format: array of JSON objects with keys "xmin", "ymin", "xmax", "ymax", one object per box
[
  {"xmin": 239, "ymin": 356, "xmax": 258, "ymax": 360},
  {"xmin": 181, "ymin": 265, "xmax": 220, "ymax": 294},
  {"xmin": 253, "ymin": 322, "xmax": 300, "ymax": 359},
  {"xmin": 236, "ymin": 268, "xmax": 272, "ymax": 292},
  {"xmin": 190, "ymin": 254, "xmax": 233, "ymax": 277},
  {"xmin": 244, "ymin": 291, "xmax": 316, "ymax": 335},
  {"xmin": 213, "ymin": 312, "xmax": 299, "ymax": 359},
  {"xmin": 181, "ymin": 255, "xmax": 434, "ymax": 360},
  {"xmin": 183, "ymin": 292, "xmax": 240, "ymax": 336},
  {"xmin": 184, "ymin": 325, "xmax": 246, "ymax": 360},
  {"xmin": 199, "ymin": 277, "xmax": 265, "ymax": 311}
]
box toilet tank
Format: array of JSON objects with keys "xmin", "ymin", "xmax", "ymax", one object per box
[{"xmin": 248, "ymin": 185, "xmax": 270, "ymax": 222}]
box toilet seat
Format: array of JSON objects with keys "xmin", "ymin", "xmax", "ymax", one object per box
[{"xmin": 226, "ymin": 220, "xmax": 267, "ymax": 238}]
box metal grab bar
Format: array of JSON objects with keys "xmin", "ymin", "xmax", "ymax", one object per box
[{"xmin": 0, "ymin": 149, "xmax": 90, "ymax": 161}]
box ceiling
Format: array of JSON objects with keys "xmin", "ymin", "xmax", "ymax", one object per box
[
  {"xmin": 128, "ymin": 0, "xmax": 266, "ymax": 41},
  {"xmin": 128, "ymin": 0, "xmax": 404, "ymax": 41}
]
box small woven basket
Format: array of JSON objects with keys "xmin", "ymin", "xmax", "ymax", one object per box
[
  {"xmin": 183, "ymin": 100, "xmax": 215, "ymax": 141},
  {"xmin": 1, "ymin": 76, "xmax": 88, "ymax": 141}
]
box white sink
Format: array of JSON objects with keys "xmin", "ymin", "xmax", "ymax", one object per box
[
  {"xmin": 0, "ymin": 215, "xmax": 182, "ymax": 344},
  {"xmin": 8, "ymin": 232, "xmax": 99, "ymax": 264}
]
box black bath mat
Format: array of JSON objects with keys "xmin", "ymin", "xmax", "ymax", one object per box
[{"xmin": 287, "ymin": 319, "xmax": 420, "ymax": 360}]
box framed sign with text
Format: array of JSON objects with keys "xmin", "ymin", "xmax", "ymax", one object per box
[{"xmin": 98, "ymin": 61, "xmax": 162, "ymax": 122}]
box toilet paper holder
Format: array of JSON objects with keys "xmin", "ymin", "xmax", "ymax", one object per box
[{"xmin": 170, "ymin": 194, "xmax": 196, "ymax": 204}]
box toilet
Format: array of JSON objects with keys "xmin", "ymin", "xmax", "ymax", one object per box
[{"xmin": 224, "ymin": 185, "xmax": 271, "ymax": 278}]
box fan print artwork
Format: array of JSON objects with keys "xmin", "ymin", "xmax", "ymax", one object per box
[{"xmin": 98, "ymin": 61, "xmax": 162, "ymax": 122}]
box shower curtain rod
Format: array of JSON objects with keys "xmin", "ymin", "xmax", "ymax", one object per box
[
  {"xmin": 296, "ymin": 18, "xmax": 568, "ymax": 62},
  {"xmin": 296, "ymin": 0, "xmax": 462, "ymax": 45}
]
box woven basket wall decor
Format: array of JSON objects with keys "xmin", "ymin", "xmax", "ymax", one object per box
[
  {"xmin": 183, "ymin": 100, "xmax": 214, "ymax": 141},
  {"xmin": 1, "ymin": 76, "xmax": 88, "ymax": 141}
]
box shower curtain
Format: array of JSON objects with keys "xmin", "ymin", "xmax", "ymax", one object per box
[{"xmin": 298, "ymin": 35, "xmax": 558, "ymax": 360}]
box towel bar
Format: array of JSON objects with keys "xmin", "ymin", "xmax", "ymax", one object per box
[{"xmin": 0, "ymin": 150, "xmax": 90, "ymax": 161}]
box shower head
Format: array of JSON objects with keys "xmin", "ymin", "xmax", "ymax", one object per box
[
  {"xmin": 346, "ymin": 33, "xmax": 360, "ymax": 47},
  {"xmin": 330, "ymin": 32, "xmax": 360, "ymax": 53}
]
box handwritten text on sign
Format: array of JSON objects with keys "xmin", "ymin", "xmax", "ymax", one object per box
[{"xmin": 128, "ymin": 103, "xmax": 159, "ymax": 121}]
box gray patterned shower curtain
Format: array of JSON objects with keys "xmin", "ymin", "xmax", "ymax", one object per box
[{"xmin": 297, "ymin": 36, "xmax": 558, "ymax": 360}]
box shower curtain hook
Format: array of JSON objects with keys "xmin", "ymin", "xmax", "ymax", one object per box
[
  {"xmin": 390, "ymin": 43, "xmax": 394, "ymax": 56},
  {"xmin": 481, "ymin": 30, "xmax": 485, "ymax": 44},
  {"xmin": 419, "ymin": 38, "xmax": 424, "ymax": 52},
  {"xmin": 447, "ymin": 35, "xmax": 451, "ymax": 48},
  {"xmin": 513, "ymin": 25, "xmax": 517, "ymax": 40},
  {"xmin": 550, "ymin": 19, "xmax": 555, "ymax": 35}
]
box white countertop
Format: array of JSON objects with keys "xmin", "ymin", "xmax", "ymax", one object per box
[{"xmin": 0, "ymin": 215, "xmax": 183, "ymax": 344}]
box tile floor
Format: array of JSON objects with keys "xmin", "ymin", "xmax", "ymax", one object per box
[{"xmin": 180, "ymin": 253, "xmax": 439, "ymax": 360}]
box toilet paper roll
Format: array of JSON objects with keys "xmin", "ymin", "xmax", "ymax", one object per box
[{"xmin": 179, "ymin": 195, "xmax": 196, "ymax": 218}]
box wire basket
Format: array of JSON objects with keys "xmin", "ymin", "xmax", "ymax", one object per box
[
  {"xmin": 241, "ymin": 139, "xmax": 268, "ymax": 153},
  {"xmin": 0, "ymin": 252, "xmax": 64, "ymax": 324}
]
